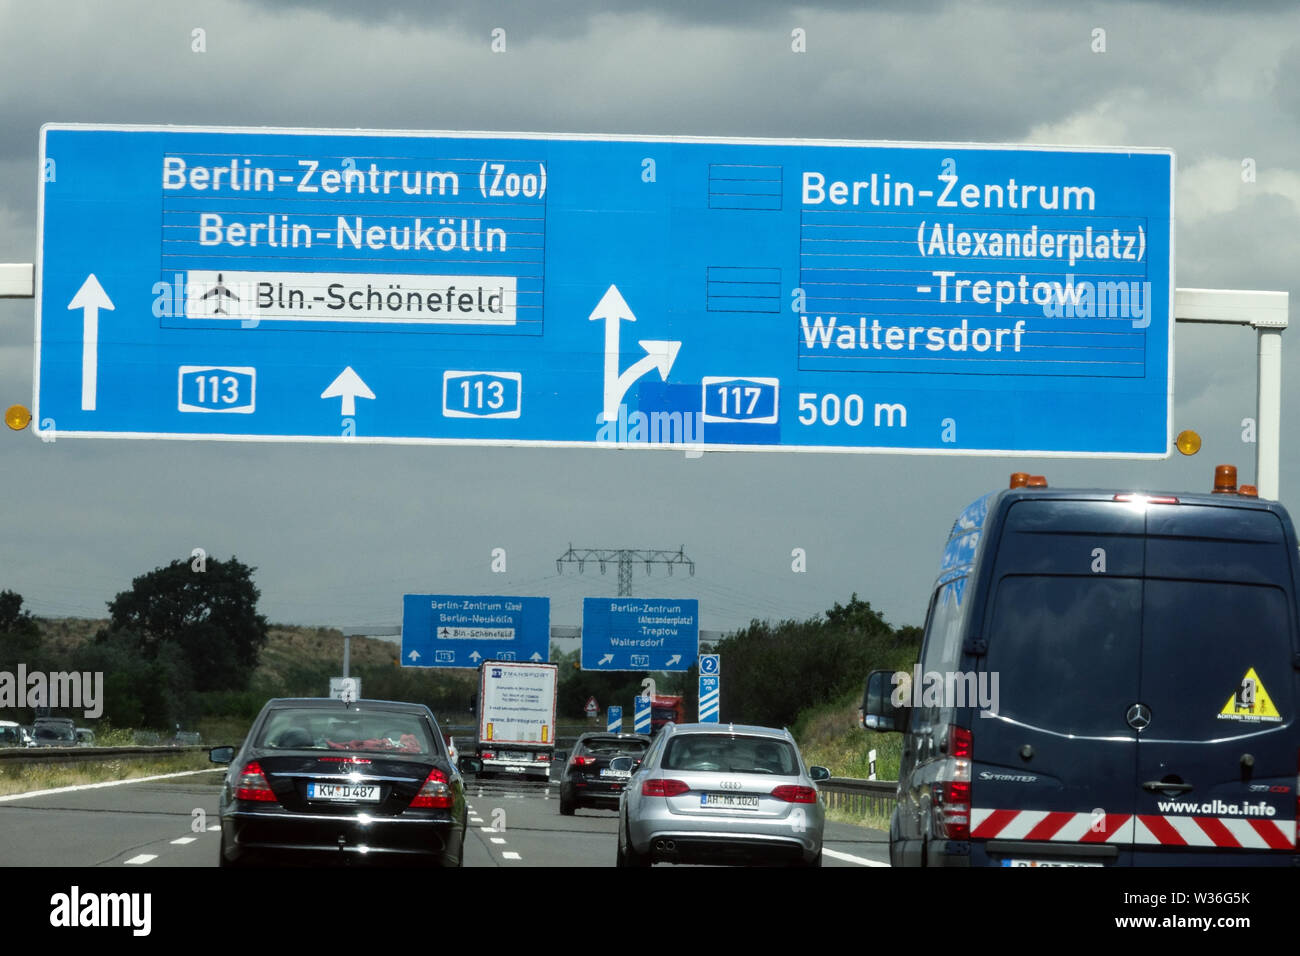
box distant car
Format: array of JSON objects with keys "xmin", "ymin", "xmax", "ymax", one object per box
[
  {"xmin": 32, "ymin": 717, "xmax": 77, "ymax": 747},
  {"xmin": 560, "ymin": 732, "xmax": 650, "ymax": 815},
  {"xmin": 0, "ymin": 721, "xmax": 34, "ymax": 748},
  {"xmin": 617, "ymin": 722, "xmax": 830, "ymax": 867},
  {"xmin": 74, "ymin": 728, "xmax": 96, "ymax": 747},
  {"xmin": 210, "ymin": 697, "xmax": 468, "ymax": 867}
]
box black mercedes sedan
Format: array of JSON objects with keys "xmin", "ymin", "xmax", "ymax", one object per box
[{"xmin": 211, "ymin": 698, "xmax": 467, "ymax": 867}]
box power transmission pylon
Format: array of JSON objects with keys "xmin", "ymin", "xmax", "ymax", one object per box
[{"xmin": 555, "ymin": 545, "xmax": 694, "ymax": 597}]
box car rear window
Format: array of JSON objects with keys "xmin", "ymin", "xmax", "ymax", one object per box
[
  {"xmin": 0, "ymin": 727, "xmax": 21, "ymax": 745},
  {"xmin": 257, "ymin": 710, "xmax": 435, "ymax": 755},
  {"xmin": 580, "ymin": 738, "xmax": 648, "ymax": 756},
  {"xmin": 662, "ymin": 735, "xmax": 798, "ymax": 775}
]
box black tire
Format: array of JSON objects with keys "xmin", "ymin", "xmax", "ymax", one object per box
[
  {"xmin": 217, "ymin": 830, "xmax": 243, "ymax": 868},
  {"xmin": 616, "ymin": 813, "xmax": 650, "ymax": 868},
  {"xmin": 559, "ymin": 796, "xmax": 575, "ymax": 816}
]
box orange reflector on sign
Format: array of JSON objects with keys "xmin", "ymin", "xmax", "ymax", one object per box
[
  {"xmin": 1175, "ymin": 430, "xmax": 1202, "ymax": 455},
  {"xmin": 4, "ymin": 405, "xmax": 30, "ymax": 430}
]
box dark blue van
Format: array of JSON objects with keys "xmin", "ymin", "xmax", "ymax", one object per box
[{"xmin": 863, "ymin": 469, "xmax": 1300, "ymax": 866}]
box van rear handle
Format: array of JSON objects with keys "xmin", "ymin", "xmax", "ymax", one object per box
[{"xmin": 1142, "ymin": 780, "xmax": 1193, "ymax": 793}]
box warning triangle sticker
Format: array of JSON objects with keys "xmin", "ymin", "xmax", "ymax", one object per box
[{"xmin": 1217, "ymin": 667, "xmax": 1282, "ymax": 723}]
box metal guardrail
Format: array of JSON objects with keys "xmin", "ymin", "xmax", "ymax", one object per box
[
  {"xmin": 0, "ymin": 745, "xmax": 211, "ymax": 767},
  {"xmin": 818, "ymin": 777, "xmax": 898, "ymax": 818}
]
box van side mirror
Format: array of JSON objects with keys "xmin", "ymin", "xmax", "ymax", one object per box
[{"xmin": 861, "ymin": 669, "xmax": 902, "ymax": 732}]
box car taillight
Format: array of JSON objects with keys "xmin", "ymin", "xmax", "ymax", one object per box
[
  {"xmin": 234, "ymin": 761, "xmax": 276, "ymax": 802},
  {"xmin": 771, "ymin": 785, "xmax": 818, "ymax": 804},
  {"xmin": 571, "ymin": 755, "xmax": 596, "ymax": 766},
  {"xmin": 481, "ymin": 751, "xmax": 495, "ymax": 760},
  {"xmin": 411, "ymin": 768, "xmax": 452, "ymax": 809},
  {"xmin": 535, "ymin": 753, "xmax": 550, "ymax": 762},
  {"xmin": 642, "ymin": 778, "xmax": 689, "ymax": 797}
]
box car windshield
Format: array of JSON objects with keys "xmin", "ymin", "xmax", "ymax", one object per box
[
  {"xmin": 35, "ymin": 724, "xmax": 75, "ymax": 741},
  {"xmin": 0, "ymin": 727, "xmax": 21, "ymax": 745},
  {"xmin": 257, "ymin": 709, "xmax": 435, "ymax": 755},
  {"xmin": 662, "ymin": 734, "xmax": 798, "ymax": 774},
  {"xmin": 581, "ymin": 738, "xmax": 648, "ymax": 756}
]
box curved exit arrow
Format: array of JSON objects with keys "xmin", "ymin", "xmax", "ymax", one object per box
[
  {"xmin": 588, "ymin": 284, "xmax": 681, "ymax": 421},
  {"xmin": 67, "ymin": 274, "xmax": 114, "ymax": 411}
]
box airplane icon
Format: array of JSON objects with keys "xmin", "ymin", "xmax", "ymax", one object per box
[{"xmin": 200, "ymin": 274, "xmax": 239, "ymax": 315}]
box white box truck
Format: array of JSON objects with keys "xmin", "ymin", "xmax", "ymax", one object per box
[{"xmin": 475, "ymin": 660, "xmax": 558, "ymax": 781}]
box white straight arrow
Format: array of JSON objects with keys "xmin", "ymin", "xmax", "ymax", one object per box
[
  {"xmin": 67, "ymin": 275, "xmax": 114, "ymax": 411},
  {"xmin": 320, "ymin": 366, "xmax": 375, "ymax": 416}
]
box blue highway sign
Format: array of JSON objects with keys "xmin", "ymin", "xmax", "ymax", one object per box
[
  {"xmin": 699, "ymin": 675, "xmax": 720, "ymax": 723},
  {"xmin": 582, "ymin": 598, "xmax": 699, "ymax": 671},
  {"xmin": 402, "ymin": 594, "xmax": 549, "ymax": 668},
  {"xmin": 633, "ymin": 697, "xmax": 652, "ymax": 734},
  {"xmin": 699, "ymin": 653, "xmax": 719, "ymax": 675},
  {"xmin": 36, "ymin": 125, "xmax": 1172, "ymax": 456},
  {"xmin": 607, "ymin": 706, "xmax": 623, "ymax": 733}
]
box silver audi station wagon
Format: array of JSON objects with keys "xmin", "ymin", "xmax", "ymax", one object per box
[{"xmin": 617, "ymin": 722, "xmax": 830, "ymax": 867}]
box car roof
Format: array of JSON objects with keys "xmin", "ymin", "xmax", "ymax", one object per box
[
  {"xmin": 576, "ymin": 732, "xmax": 650, "ymax": 742},
  {"xmin": 662, "ymin": 722, "xmax": 794, "ymax": 740},
  {"xmin": 263, "ymin": 697, "xmax": 434, "ymax": 714}
]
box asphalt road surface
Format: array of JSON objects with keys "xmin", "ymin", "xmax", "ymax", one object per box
[{"xmin": 0, "ymin": 768, "xmax": 889, "ymax": 867}]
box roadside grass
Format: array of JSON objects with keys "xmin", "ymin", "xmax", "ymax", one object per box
[
  {"xmin": 794, "ymin": 690, "xmax": 902, "ymax": 832},
  {"xmin": 0, "ymin": 751, "xmax": 219, "ymax": 796}
]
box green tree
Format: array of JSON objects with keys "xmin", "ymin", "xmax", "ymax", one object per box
[{"xmin": 102, "ymin": 556, "xmax": 269, "ymax": 693}]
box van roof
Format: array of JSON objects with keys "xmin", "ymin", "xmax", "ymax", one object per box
[{"xmin": 940, "ymin": 487, "xmax": 1295, "ymax": 585}]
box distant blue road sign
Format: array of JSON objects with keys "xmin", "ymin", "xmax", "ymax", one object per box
[
  {"xmin": 582, "ymin": 598, "xmax": 699, "ymax": 671},
  {"xmin": 607, "ymin": 706, "xmax": 623, "ymax": 733},
  {"xmin": 699, "ymin": 675, "xmax": 720, "ymax": 723},
  {"xmin": 699, "ymin": 654, "xmax": 719, "ymax": 675},
  {"xmin": 36, "ymin": 125, "xmax": 1172, "ymax": 456},
  {"xmin": 633, "ymin": 697, "xmax": 652, "ymax": 734},
  {"xmin": 402, "ymin": 594, "xmax": 549, "ymax": 668}
]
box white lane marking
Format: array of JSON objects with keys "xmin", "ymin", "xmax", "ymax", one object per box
[
  {"xmin": 0, "ymin": 768, "xmax": 224, "ymax": 803},
  {"xmin": 170, "ymin": 837, "xmax": 197, "ymax": 845},
  {"xmin": 490, "ymin": 837, "xmax": 506, "ymax": 844},
  {"xmin": 123, "ymin": 854, "xmax": 157, "ymax": 865},
  {"xmin": 208, "ymin": 823, "xmax": 221, "ymax": 831},
  {"xmin": 823, "ymin": 847, "xmax": 889, "ymax": 867},
  {"xmin": 502, "ymin": 851, "xmax": 521, "ymax": 860},
  {"xmin": 479, "ymin": 825, "xmax": 497, "ymax": 832}
]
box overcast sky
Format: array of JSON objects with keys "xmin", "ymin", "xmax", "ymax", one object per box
[{"xmin": 1, "ymin": 0, "xmax": 1297, "ymax": 641}]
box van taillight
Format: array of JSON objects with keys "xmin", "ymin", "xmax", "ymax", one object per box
[
  {"xmin": 932, "ymin": 726, "xmax": 972, "ymax": 840},
  {"xmin": 935, "ymin": 781, "xmax": 972, "ymax": 839},
  {"xmin": 411, "ymin": 768, "xmax": 452, "ymax": 809},
  {"xmin": 234, "ymin": 761, "xmax": 276, "ymax": 802},
  {"xmin": 949, "ymin": 725, "xmax": 972, "ymax": 758}
]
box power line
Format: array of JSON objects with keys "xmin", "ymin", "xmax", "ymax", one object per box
[{"xmin": 555, "ymin": 544, "xmax": 695, "ymax": 597}]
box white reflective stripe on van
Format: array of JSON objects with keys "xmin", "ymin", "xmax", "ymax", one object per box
[{"xmin": 972, "ymin": 807, "xmax": 1294, "ymax": 849}]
